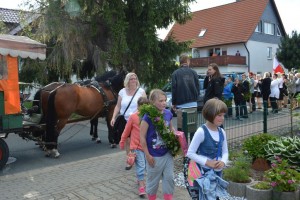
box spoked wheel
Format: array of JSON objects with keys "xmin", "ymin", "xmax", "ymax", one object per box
[{"xmin": 0, "ymin": 138, "xmax": 9, "ymax": 170}]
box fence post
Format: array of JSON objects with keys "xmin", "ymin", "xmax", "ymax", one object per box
[
  {"xmin": 263, "ymin": 101, "xmax": 268, "ymax": 133},
  {"xmin": 181, "ymin": 108, "xmax": 198, "ymax": 143}
]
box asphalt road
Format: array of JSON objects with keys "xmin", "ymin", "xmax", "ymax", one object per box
[{"xmin": 1, "ymin": 119, "xmax": 120, "ymax": 176}]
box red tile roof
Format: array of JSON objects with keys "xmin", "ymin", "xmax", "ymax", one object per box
[{"xmin": 167, "ymin": 0, "xmax": 270, "ymax": 48}]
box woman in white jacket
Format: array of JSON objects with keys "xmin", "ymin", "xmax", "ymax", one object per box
[{"xmin": 270, "ymin": 73, "xmax": 280, "ymax": 113}]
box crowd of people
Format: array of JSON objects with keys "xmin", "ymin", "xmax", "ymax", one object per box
[
  {"xmin": 224, "ymin": 70, "xmax": 298, "ymax": 120},
  {"xmin": 111, "ymin": 54, "xmax": 297, "ymax": 200}
]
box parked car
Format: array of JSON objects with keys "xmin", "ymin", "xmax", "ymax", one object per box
[{"xmin": 162, "ymin": 75, "xmax": 205, "ymax": 115}]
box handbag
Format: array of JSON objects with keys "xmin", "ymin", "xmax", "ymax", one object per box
[
  {"xmin": 175, "ymin": 131, "xmax": 188, "ymax": 156},
  {"xmin": 113, "ymin": 88, "xmax": 140, "ymax": 142},
  {"xmin": 126, "ymin": 150, "xmax": 136, "ymax": 166}
]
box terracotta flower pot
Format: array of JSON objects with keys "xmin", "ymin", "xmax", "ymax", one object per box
[
  {"xmin": 251, "ymin": 158, "xmax": 270, "ymax": 171},
  {"xmin": 272, "ymin": 189, "xmax": 300, "ymax": 200},
  {"xmin": 246, "ymin": 181, "xmax": 272, "ymax": 200}
]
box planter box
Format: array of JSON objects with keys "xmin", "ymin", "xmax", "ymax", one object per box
[
  {"xmin": 246, "ymin": 181, "xmax": 272, "ymax": 200},
  {"xmin": 272, "ymin": 189, "xmax": 300, "ymax": 200},
  {"xmin": 228, "ymin": 180, "xmax": 252, "ymax": 197}
]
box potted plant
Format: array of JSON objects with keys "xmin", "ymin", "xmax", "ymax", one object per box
[
  {"xmin": 223, "ymin": 152, "xmax": 252, "ymax": 197},
  {"xmin": 264, "ymin": 156, "xmax": 300, "ymax": 200},
  {"xmin": 264, "ymin": 136, "xmax": 300, "ymax": 171},
  {"xmin": 242, "ymin": 133, "xmax": 277, "ymax": 171},
  {"xmin": 246, "ymin": 181, "xmax": 272, "ymax": 200}
]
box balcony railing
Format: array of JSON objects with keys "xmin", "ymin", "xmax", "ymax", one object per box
[{"xmin": 190, "ymin": 55, "xmax": 246, "ymax": 67}]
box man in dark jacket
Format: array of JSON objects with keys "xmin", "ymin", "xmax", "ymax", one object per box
[
  {"xmin": 172, "ymin": 54, "xmax": 200, "ymax": 139},
  {"xmin": 171, "ymin": 54, "xmax": 200, "ymax": 110}
]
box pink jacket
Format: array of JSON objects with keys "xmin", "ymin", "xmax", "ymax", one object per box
[{"xmin": 119, "ymin": 111, "xmax": 143, "ymax": 150}]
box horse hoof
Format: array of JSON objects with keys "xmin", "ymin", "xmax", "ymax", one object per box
[
  {"xmin": 45, "ymin": 149, "xmax": 60, "ymax": 158},
  {"xmin": 52, "ymin": 149, "xmax": 60, "ymax": 158},
  {"xmin": 110, "ymin": 144, "xmax": 117, "ymax": 148},
  {"xmin": 96, "ymin": 138, "xmax": 101, "ymax": 143}
]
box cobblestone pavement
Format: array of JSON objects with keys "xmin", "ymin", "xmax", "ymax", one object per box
[{"xmin": 0, "ymin": 151, "xmax": 190, "ymax": 200}]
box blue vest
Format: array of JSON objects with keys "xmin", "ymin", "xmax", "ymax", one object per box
[{"xmin": 198, "ymin": 124, "xmax": 224, "ymax": 159}]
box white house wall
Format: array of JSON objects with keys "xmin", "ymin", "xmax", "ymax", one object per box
[{"xmin": 247, "ymin": 40, "xmax": 278, "ymax": 74}]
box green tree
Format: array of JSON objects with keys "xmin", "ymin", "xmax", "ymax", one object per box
[
  {"xmin": 277, "ymin": 31, "xmax": 300, "ymax": 71},
  {"xmin": 22, "ymin": 0, "xmax": 194, "ymax": 88}
]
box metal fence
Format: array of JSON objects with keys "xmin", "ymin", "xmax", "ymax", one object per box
[{"xmin": 181, "ymin": 105, "xmax": 300, "ymax": 148}]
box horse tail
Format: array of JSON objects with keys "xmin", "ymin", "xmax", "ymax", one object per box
[{"xmin": 45, "ymin": 90, "xmax": 58, "ymax": 150}]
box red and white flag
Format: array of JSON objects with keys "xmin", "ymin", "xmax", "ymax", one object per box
[{"xmin": 273, "ymin": 56, "xmax": 285, "ymax": 74}]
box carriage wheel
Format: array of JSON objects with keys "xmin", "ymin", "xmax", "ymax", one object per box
[{"xmin": 0, "ymin": 138, "xmax": 9, "ymax": 170}]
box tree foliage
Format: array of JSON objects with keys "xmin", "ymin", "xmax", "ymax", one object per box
[
  {"xmin": 20, "ymin": 0, "xmax": 194, "ymax": 88},
  {"xmin": 277, "ymin": 31, "xmax": 300, "ymax": 71}
]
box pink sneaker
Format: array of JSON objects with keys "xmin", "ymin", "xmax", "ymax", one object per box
[{"xmin": 139, "ymin": 186, "xmax": 146, "ymax": 196}]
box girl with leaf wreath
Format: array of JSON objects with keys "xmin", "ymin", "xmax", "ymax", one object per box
[{"xmin": 140, "ymin": 89, "xmax": 179, "ymax": 200}]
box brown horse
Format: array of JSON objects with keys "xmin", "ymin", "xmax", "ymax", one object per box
[{"xmin": 36, "ymin": 71, "xmax": 125, "ymax": 157}]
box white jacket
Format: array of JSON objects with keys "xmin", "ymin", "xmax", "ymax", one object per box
[{"xmin": 270, "ymin": 79, "xmax": 280, "ymax": 99}]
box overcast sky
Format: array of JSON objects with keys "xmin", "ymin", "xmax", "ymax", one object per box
[{"xmin": 0, "ymin": 0, "xmax": 299, "ymax": 38}]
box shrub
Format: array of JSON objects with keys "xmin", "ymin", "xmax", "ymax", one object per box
[
  {"xmin": 242, "ymin": 133, "xmax": 277, "ymax": 160},
  {"xmin": 264, "ymin": 136, "xmax": 300, "ymax": 171},
  {"xmin": 223, "ymin": 152, "xmax": 252, "ymax": 183},
  {"xmin": 264, "ymin": 156, "xmax": 300, "ymax": 192}
]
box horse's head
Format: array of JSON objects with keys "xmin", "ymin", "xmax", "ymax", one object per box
[{"xmin": 109, "ymin": 70, "xmax": 127, "ymax": 93}]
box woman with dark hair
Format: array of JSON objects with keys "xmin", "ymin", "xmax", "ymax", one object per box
[{"xmin": 203, "ymin": 63, "xmax": 225, "ymax": 104}]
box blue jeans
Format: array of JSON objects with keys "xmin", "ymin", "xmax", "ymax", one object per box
[{"xmin": 134, "ymin": 149, "xmax": 146, "ymax": 181}]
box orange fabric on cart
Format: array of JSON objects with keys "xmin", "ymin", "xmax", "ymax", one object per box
[{"xmin": 0, "ymin": 56, "xmax": 21, "ymax": 114}]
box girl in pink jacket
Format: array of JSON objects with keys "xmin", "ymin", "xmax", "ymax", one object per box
[{"xmin": 119, "ymin": 97, "xmax": 149, "ymax": 196}]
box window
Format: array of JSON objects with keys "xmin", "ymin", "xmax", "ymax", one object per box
[
  {"xmin": 267, "ymin": 47, "xmax": 272, "ymax": 59},
  {"xmin": 276, "ymin": 25, "xmax": 282, "ymax": 36},
  {"xmin": 198, "ymin": 29, "xmax": 207, "ymax": 37},
  {"xmin": 264, "ymin": 22, "xmax": 275, "ymax": 35},
  {"xmin": 255, "ymin": 21, "xmax": 262, "ymax": 33},
  {"xmin": 0, "ymin": 55, "xmax": 8, "ymax": 80}
]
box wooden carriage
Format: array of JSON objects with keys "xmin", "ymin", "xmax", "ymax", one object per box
[{"xmin": 0, "ymin": 34, "xmax": 46, "ymax": 169}]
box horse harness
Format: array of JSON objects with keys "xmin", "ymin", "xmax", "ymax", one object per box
[{"xmin": 88, "ymin": 81, "xmax": 118, "ymax": 120}]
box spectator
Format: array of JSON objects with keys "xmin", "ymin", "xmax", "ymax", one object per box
[
  {"xmin": 294, "ymin": 73, "xmax": 300, "ymax": 108},
  {"xmin": 259, "ymin": 72, "xmax": 272, "ymax": 114},
  {"xmin": 187, "ymin": 99, "xmax": 229, "ymax": 178},
  {"xmin": 241, "ymin": 74, "xmax": 249, "ymax": 118},
  {"xmin": 281, "ymin": 74, "xmax": 288, "ymax": 108},
  {"xmin": 235, "ymin": 50, "xmax": 241, "ymax": 56},
  {"xmin": 203, "ymin": 63, "xmax": 225, "ymax": 104},
  {"xmin": 119, "ymin": 97, "xmax": 149, "ymax": 196},
  {"xmin": 248, "ymin": 72, "xmax": 256, "ymax": 112},
  {"xmin": 277, "ymin": 73, "xmax": 284, "ymax": 110},
  {"xmin": 171, "ymin": 54, "xmax": 199, "ymax": 140},
  {"xmin": 140, "ymin": 89, "xmax": 176, "ymax": 200},
  {"xmin": 254, "ymin": 74, "xmax": 263, "ymax": 109},
  {"xmin": 111, "ymin": 72, "xmax": 147, "ymax": 169},
  {"xmin": 270, "ymin": 73, "xmax": 280, "ymax": 113},
  {"xmin": 171, "ymin": 54, "xmax": 200, "ymax": 111},
  {"xmin": 231, "ymin": 78, "xmax": 244, "ymax": 121},
  {"xmin": 285, "ymin": 73, "xmax": 297, "ymax": 109},
  {"xmin": 223, "ymin": 77, "xmax": 233, "ymax": 117}
]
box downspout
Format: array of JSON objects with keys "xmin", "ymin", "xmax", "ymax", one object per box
[{"xmin": 244, "ymin": 43, "xmax": 250, "ymax": 72}]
